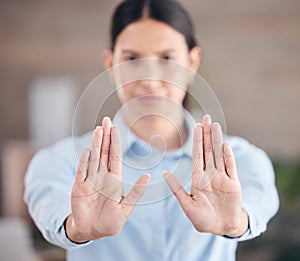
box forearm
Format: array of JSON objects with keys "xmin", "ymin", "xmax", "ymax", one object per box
[
  {"xmin": 24, "ymin": 148, "xmax": 91, "ymax": 250},
  {"xmin": 232, "ymin": 140, "xmax": 280, "ymax": 241}
]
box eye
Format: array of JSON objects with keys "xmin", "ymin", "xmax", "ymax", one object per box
[
  {"xmin": 162, "ymin": 55, "xmax": 171, "ymax": 60},
  {"xmin": 126, "ymin": 56, "xmax": 137, "ymax": 61}
]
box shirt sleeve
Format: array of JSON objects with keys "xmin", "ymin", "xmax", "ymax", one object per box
[
  {"xmin": 23, "ymin": 138, "xmax": 92, "ymax": 250},
  {"xmin": 228, "ymin": 136, "xmax": 280, "ymax": 242}
]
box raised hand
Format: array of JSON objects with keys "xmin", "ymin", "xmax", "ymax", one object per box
[
  {"xmin": 65, "ymin": 117, "xmax": 150, "ymax": 243},
  {"xmin": 163, "ymin": 115, "xmax": 248, "ymax": 237}
]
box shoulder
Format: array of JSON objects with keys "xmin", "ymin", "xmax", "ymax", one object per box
[
  {"xmin": 225, "ymin": 135, "xmax": 274, "ymax": 181},
  {"xmin": 28, "ymin": 131, "xmax": 93, "ymax": 173},
  {"xmin": 226, "ymin": 134, "xmax": 270, "ymax": 160}
]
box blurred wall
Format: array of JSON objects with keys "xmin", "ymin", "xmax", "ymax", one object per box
[{"xmin": 0, "ymin": 0, "xmax": 299, "ymax": 161}]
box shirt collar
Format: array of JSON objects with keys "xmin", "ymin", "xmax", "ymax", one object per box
[{"xmin": 112, "ymin": 108, "xmax": 195, "ymax": 159}]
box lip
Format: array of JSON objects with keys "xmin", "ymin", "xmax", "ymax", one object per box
[{"xmin": 137, "ymin": 95, "xmax": 162, "ymax": 106}]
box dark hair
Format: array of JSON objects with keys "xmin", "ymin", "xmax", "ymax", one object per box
[{"xmin": 110, "ymin": 0, "xmax": 197, "ymax": 51}]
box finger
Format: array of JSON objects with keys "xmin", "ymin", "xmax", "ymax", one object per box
[
  {"xmin": 212, "ymin": 122, "xmax": 225, "ymax": 170},
  {"xmin": 223, "ymin": 143, "xmax": 238, "ymax": 179},
  {"xmin": 109, "ymin": 125, "xmax": 122, "ymax": 180},
  {"xmin": 88, "ymin": 126, "xmax": 103, "ymax": 178},
  {"xmin": 99, "ymin": 171, "xmax": 124, "ymax": 202},
  {"xmin": 192, "ymin": 124, "xmax": 204, "ymax": 181},
  {"xmin": 202, "ymin": 114, "xmax": 214, "ymax": 169},
  {"xmin": 75, "ymin": 148, "xmax": 90, "ymax": 183},
  {"xmin": 163, "ymin": 171, "xmax": 192, "ymax": 207},
  {"xmin": 122, "ymin": 174, "xmax": 151, "ymax": 218},
  {"xmin": 99, "ymin": 117, "xmax": 112, "ymax": 172}
]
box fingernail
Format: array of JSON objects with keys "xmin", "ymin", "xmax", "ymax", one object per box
[
  {"xmin": 102, "ymin": 117, "xmax": 112, "ymax": 131},
  {"xmin": 83, "ymin": 148, "xmax": 90, "ymax": 157},
  {"xmin": 162, "ymin": 171, "xmax": 170, "ymax": 178},
  {"xmin": 197, "ymin": 123, "xmax": 203, "ymax": 129},
  {"xmin": 224, "ymin": 143, "xmax": 231, "ymax": 153},
  {"xmin": 103, "ymin": 116, "xmax": 111, "ymax": 124},
  {"xmin": 95, "ymin": 126, "xmax": 103, "ymax": 137},
  {"xmin": 212, "ymin": 122, "xmax": 221, "ymax": 130},
  {"xmin": 206, "ymin": 114, "xmax": 212, "ymax": 124}
]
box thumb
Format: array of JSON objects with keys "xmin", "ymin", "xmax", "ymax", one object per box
[
  {"xmin": 163, "ymin": 171, "xmax": 191, "ymax": 207},
  {"xmin": 122, "ymin": 174, "xmax": 151, "ymax": 215}
]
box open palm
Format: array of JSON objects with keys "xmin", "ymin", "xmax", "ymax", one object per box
[
  {"xmin": 164, "ymin": 115, "xmax": 248, "ymax": 237},
  {"xmin": 66, "ymin": 117, "xmax": 150, "ymax": 243}
]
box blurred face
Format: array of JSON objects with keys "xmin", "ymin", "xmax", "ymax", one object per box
[{"xmin": 104, "ymin": 18, "xmax": 201, "ymax": 107}]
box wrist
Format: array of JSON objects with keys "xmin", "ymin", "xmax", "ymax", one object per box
[
  {"xmin": 223, "ymin": 209, "xmax": 249, "ymax": 238},
  {"xmin": 64, "ymin": 214, "xmax": 89, "ymax": 244}
]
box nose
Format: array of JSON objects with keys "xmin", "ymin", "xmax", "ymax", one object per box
[
  {"xmin": 137, "ymin": 59, "xmax": 162, "ymax": 89},
  {"xmin": 138, "ymin": 79, "xmax": 160, "ymax": 89}
]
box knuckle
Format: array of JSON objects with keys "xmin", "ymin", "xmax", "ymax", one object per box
[
  {"xmin": 205, "ymin": 145, "xmax": 213, "ymax": 152},
  {"xmin": 185, "ymin": 203, "xmax": 193, "ymax": 217},
  {"xmin": 89, "ymin": 157, "xmax": 99, "ymax": 163},
  {"xmin": 92, "ymin": 143, "xmax": 101, "ymax": 149},
  {"xmin": 214, "ymin": 152, "xmax": 223, "ymax": 159},
  {"xmin": 193, "ymin": 152, "xmax": 203, "ymax": 160},
  {"xmin": 111, "ymin": 226, "xmax": 122, "ymax": 236},
  {"xmin": 194, "ymin": 136, "xmax": 202, "ymax": 142},
  {"xmin": 214, "ymin": 139, "xmax": 222, "ymax": 145},
  {"xmin": 101, "ymin": 149, "xmax": 110, "ymax": 155},
  {"xmin": 79, "ymin": 158, "xmax": 88, "ymax": 165},
  {"xmin": 204, "ymin": 126, "xmax": 211, "ymax": 134},
  {"xmin": 110, "ymin": 154, "xmax": 120, "ymax": 161},
  {"xmin": 131, "ymin": 187, "xmax": 141, "ymax": 199},
  {"xmin": 193, "ymin": 170, "xmax": 203, "ymax": 175},
  {"xmin": 76, "ymin": 169, "xmax": 83, "ymax": 176},
  {"xmin": 196, "ymin": 152, "xmax": 202, "ymax": 160},
  {"xmin": 99, "ymin": 163, "xmax": 108, "ymax": 172}
]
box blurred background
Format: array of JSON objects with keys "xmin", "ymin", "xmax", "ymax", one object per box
[{"xmin": 0, "ymin": 0, "xmax": 299, "ymax": 260}]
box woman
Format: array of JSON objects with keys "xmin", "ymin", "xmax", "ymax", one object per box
[{"xmin": 24, "ymin": 0, "xmax": 279, "ymax": 260}]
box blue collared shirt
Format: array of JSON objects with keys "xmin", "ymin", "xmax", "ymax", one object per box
[{"xmin": 24, "ymin": 111, "xmax": 279, "ymax": 261}]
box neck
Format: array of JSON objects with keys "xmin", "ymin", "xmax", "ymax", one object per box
[{"xmin": 123, "ymin": 110, "xmax": 187, "ymax": 151}]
